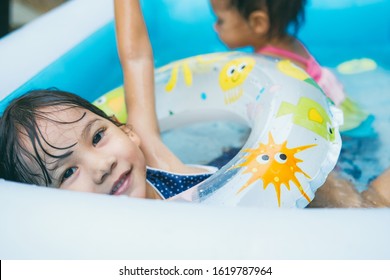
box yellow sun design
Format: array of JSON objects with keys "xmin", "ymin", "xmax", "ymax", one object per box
[
  {"xmin": 157, "ymin": 53, "xmax": 231, "ymax": 92},
  {"xmin": 219, "ymin": 56, "xmax": 255, "ymax": 104},
  {"xmin": 234, "ymin": 133, "xmax": 316, "ymax": 206}
]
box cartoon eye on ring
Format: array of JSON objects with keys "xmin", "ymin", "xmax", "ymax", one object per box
[
  {"xmin": 94, "ymin": 96, "xmax": 106, "ymax": 105},
  {"xmin": 226, "ymin": 65, "xmax": 236, "ymax": 77},
  {"xmin": 257, "ymin": 154, "xmax": 270, "ymax": 164},
  {"xmin": 327, "ymin": 122, "xmax": 334, "ymax": 135},
  {"xmin": 238, "ymin": 63, "xmax": 247, "ymax": 72},
  {"xmin": 275, "ymin": 152, "xmax": 287, "ymax": 164}
]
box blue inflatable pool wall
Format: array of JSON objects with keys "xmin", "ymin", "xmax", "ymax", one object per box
[{"xmin": 1, "ymin": 0, "xmax": 389, "ymax": 113}]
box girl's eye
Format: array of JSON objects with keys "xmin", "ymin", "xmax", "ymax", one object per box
[
  {"xmin": 92, "ymin": 129, "xmax": 105, "ymax": 146},
  {"xmin": 217, "ymin": 17, "xmax": 223, "ymax": 25},
  {"xmin": 61, "ymin": 167, "xmax": 77, "ymax": 183}
]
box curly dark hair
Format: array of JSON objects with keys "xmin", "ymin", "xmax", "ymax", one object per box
[
  {"xmin": 228, "ymin": 0, "xmax": 307, "ymax": 38},
  {"xmin": 0, "ymin": 89, "xmax": 122, "ymax": 186}
]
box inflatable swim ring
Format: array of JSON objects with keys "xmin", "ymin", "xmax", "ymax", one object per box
[{"xmin": 93, "ymin": 52, "xmax": 342, "ymax": 208}]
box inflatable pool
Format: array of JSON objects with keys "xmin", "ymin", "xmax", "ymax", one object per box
[{"xmin": 1, "ymin": 0, "xmax": 390, "ymax": 259}]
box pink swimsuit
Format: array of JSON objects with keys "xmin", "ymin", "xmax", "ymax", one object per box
[{"xmin": 257, "ymin": 45, "xmax": 346, "ymax": 105}]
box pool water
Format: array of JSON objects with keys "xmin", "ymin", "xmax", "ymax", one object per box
[
  {"xmin": 162, "ymin": 60, "xmax": 390, "ymax": 193},
  {"xmin": 162, "ymin": 121, "xmax": 250, "ymax": 168},
  {"xmin": 335, "ymin": 63, "xmax": 390, "ymax": 192}
]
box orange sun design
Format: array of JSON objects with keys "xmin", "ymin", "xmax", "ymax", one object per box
[{"xmin": 234, "ymin": 133, "xmax": 316, "ymax": 206}]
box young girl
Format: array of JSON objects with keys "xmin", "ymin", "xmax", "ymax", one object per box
[
  {"xmin": 0, "ymin": 0, "xmax": 217, "ymax": 200},
  {"xmin": 210, "ymin": 0, "xmax": 370, "ymax": 133}
]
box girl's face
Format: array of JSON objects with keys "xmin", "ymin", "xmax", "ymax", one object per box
[
  {"xmin": 210, "ymin": 0, "xmax": 257, "ymax": 49},
  {"xmin": 31, "ymin": 106, "xmax": 148, "ymax": 198}
]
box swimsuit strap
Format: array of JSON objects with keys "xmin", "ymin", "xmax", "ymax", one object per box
[
  {"xmin": 258, "ymin": 45, "xmax": 311, "ymax": 67},
  {"xmin": 258, "ymin": 43, "xmax": 323, "ymax": 81}
]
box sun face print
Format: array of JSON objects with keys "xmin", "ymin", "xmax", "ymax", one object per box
[
  {"xmin": 158, "ymin": 53, "xmax": 231, "ymax": 92},
  {"xmin": 219, "ymin": 56, "xmax": 255, "ymax": 104},
  {"xmin": 162, "ymin": 58, "xmax": 193, "ymax": 92},
  {"xmin": 233, "ymin": 132, "xmax": 316, "ymax": 206}
]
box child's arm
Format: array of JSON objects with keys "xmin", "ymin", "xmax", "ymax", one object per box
[
  {"xmin": 113, "ymin": 0, "xmax": 202, "ymax": 172},
  {"xmin": 114, "ymin": 0, "xmax": 158, "ymax": 137}
]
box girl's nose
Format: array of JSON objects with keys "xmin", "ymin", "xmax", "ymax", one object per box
[{"xmin": 92, "ymin": 155, "xmax": 117, "ymax": 184}]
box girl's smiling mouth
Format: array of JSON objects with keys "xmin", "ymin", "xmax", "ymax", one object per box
[{"xmin": 110, "ymin": 169, "xmax": 132, "ymax": 195}]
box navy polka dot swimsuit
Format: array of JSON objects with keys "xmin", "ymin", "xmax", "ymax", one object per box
[{"xmin": 146, "ymin": 165, "xmax": 217, "ymax": 199}]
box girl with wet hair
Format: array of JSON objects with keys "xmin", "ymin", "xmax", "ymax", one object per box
[{"xmin": 0, "ymin": 0, "xmax": 217, "ymax": 199}]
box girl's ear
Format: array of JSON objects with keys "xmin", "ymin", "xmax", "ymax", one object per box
[
  {"xmin": 248, "ymin": 10, "xmax": 269, "ymax": 35},
  {"xmin": 121, "ymin": 124, "xmax": 141, "ymax": 147}
]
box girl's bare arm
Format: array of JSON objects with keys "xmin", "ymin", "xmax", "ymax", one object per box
[
  {"xmin": 114, "ymin": 0, "xmax": 157, "ymax": 136},
  {"xmin": 113, "ymin": 0, "xmax": 202, "ymax": 172}
]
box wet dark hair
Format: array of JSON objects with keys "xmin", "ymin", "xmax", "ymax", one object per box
[
  {"xmin": 0, "ymin": 88, "xmax": 122, "ymax": 187},
  {"xmin": 229, "ymin": 0, "xmax": 307, "ymax": 38}
]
